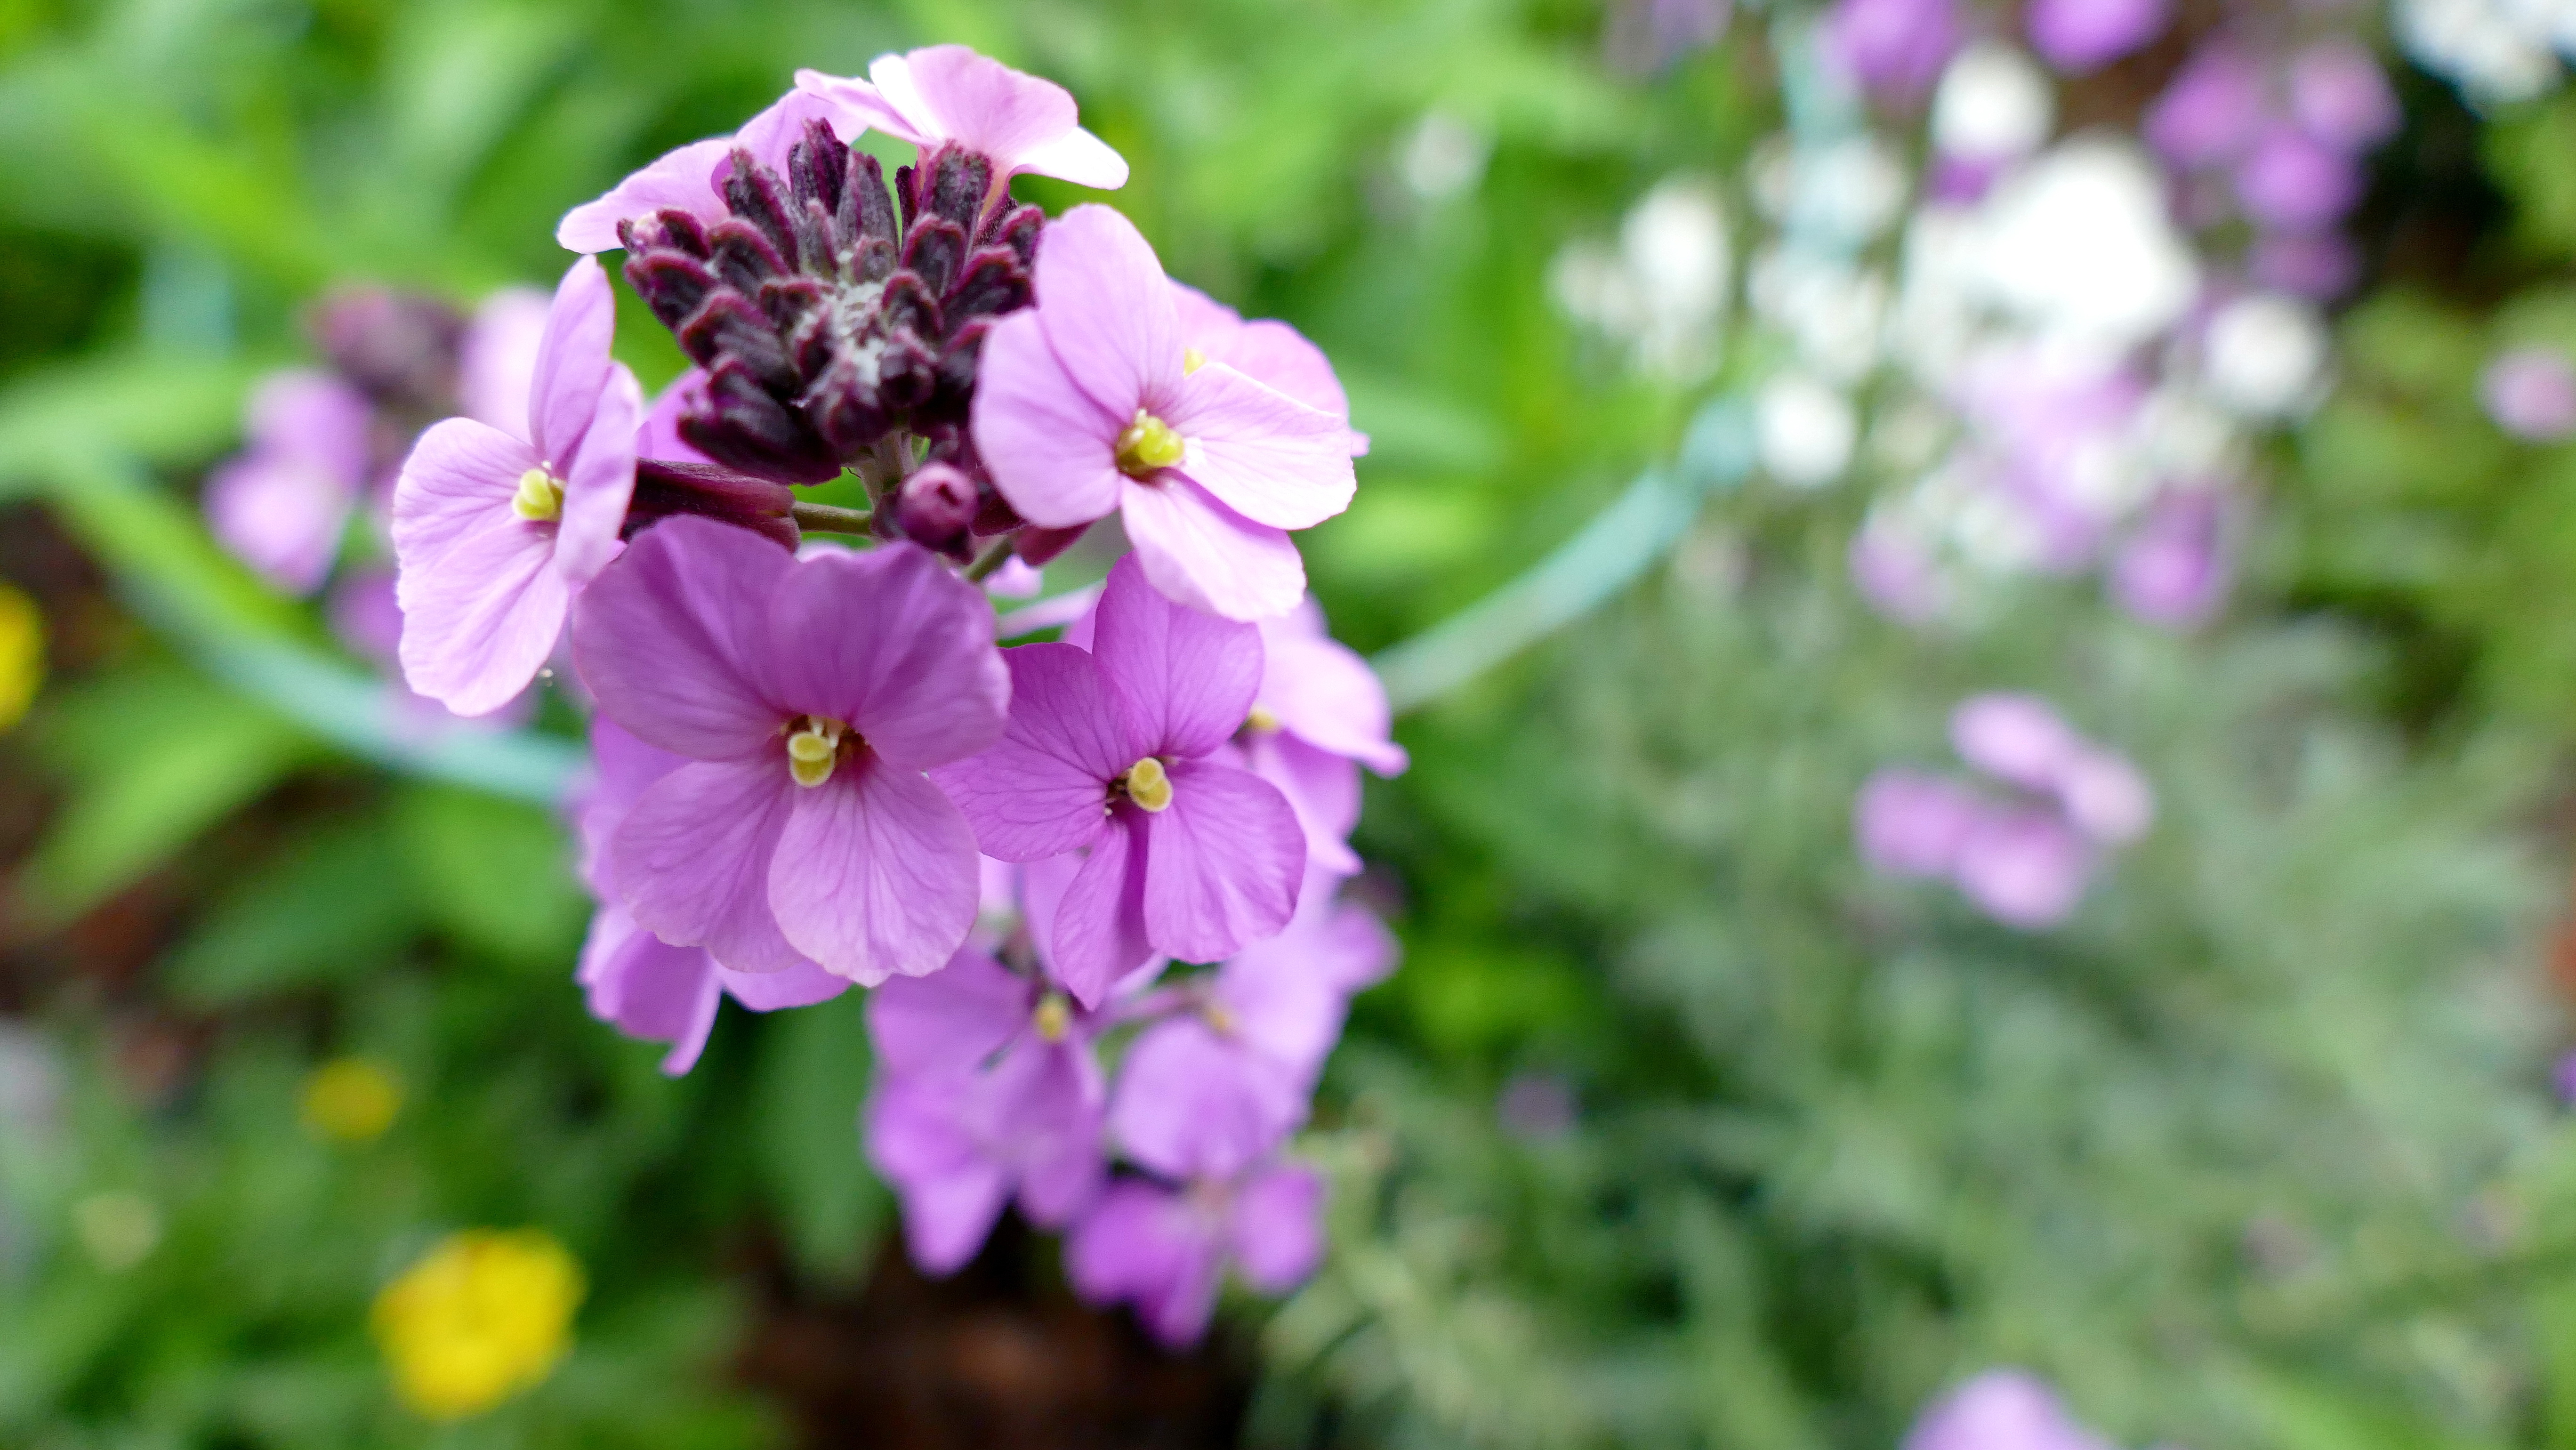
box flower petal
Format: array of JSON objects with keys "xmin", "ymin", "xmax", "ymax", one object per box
[
  {"xmin": 972, "ymin": 309, "xmax": 1127, "ymax": 529},
  {"xmin": 1140, "ymin": 759, "xmax": 1305, "ymax": 964},
  {"xmin": 1167, "ymin": 361, "xmax": 1357, "ymax": 530},
  {"xmin": 576, "ymin": 905, "xmax": 724, "ymax": 1076},
  {"xmin": 611, "ymin": 757, "xmax": 806, "ymax": 974},
  {"xmin": 1065, "ymin": 1180, "xmax": 1223, "ymax": 1347},
  {"xmin": 718, "ymin": 960, "xmax": 850, "ymax": 1012},
  {"xmin": 391, "ymin": 418, "xmax": 564, "ymax": 717},
  {"xmin": 866, "ymin": 1074, "xmax": 1012, "ymax": 1275},
  {"xmin": 758, "ymin": 543, "xmax": 1008, "ymax": 768},
  {"xmin": 1014, "ymin": 125, "xmax": 1130, "ymax": 189},
  {"xmin": 528, "ymin": 257, "xmax": 616, "ymax": 465},
  {"xmin": 1034, "ymin": 206, "xmax": 1183, "ymax": 420},
  {"xmin": 556, "ymin": 138, "xmax": 734, "ymax": 254},
  {"xmin": 570, "ymin": 516, "xmax": 786, "ymax": 758},
  {"xmin": 554, "ymin": 363, "xmax": 641, "ymax": 584},
  {"xmin": 1088, "ymin": 554, "xmax": 1264, "ymax": 759},
  {"xmin": 1229, "ymin": 1162, "xmax": 1326, "ymax": 1293},
  {"xmin": 1244, "ymin": 732, "xmax": 1362, "ymax": 877},
  {"xmin": 1257, "ymin": 620, "xmax": 1407, "ymax": 774},
  {"xmin": 769, "ymin": 753, "xmax": 982, "ymax": 984},
  {"xmin": 1045, "ymin": 819, "xmax": 1154, "ymax": 1008},
  {"xmin": 1110, "ymin": 1017, "xmax": 1301, "ymax": 1181},
  {"xmin": 867, "ymin": 945, "xmax": 1030, "ymax": 1076},
  {"xmin": 931, "ymin": 643, "xmax": 1135, "ymax": 862},
  {"xmin": 902, "ymin": 43, "xmax": 1079, "ymax": 163},
  {"xmin": 459, "ymin": 288, "xmax": 551, "ymax": 436},
  {"xmin": 1118, "ymin": 475, "xmax": 1307, "ymax": 621}
]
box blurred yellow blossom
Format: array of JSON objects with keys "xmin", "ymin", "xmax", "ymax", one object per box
[
  {"xmin": 372, "ymin": 1229, "xmax": 583, "ymax": 1420},
  {"xmin": 299, "ymin": 1057, "xmax": 401, "ymax": 1143},
  {"xmin": 0, "ymin": 581, "xmax": 42, "ymax": 730}
]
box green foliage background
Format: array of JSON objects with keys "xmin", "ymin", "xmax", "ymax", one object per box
[{"xmin": 2, "ymin": 1, "xmax": 2576, "ymax": 1448}]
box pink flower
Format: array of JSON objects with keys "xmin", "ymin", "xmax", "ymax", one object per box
[
  {"xmin": 1952, "ymin": 806, "xmax": 2095, "ymax": 928},
  {"xmin": 573, "ymin": 719, "xmax": 847, "ymax": 1076},
  {"xmin": 1905, "ymin": 1372, "xmax": 2116, "ymax": 1450},
  {"xmin": 1243, "ymin": 600, "xmax": 1408, "ymax": 874},
  {"xmin": 1170, "ymin": 282, "xmax": 1363, "ymax": 448},
  {"xmin": 555, "ymin": 89, "xmax": 853, "ymax": 254},
  {"xmin": 2288, "ymin": 39, "xmax": 2400, "ymax": 154},
  {"xmin": 934, "ymin": 556, "xmax": 1307, "ymax": 1007},
  {"xmin": 972, "ymin": 206, "xmax": 1358, "ymax": 620},
  {"xmin": 2482, "ymin": 347, "xmax": 2576, "ymax": 441},
  {"xmin": 1824, "ymin": 0, "xmax": 1960, "ymax": 98},
  {"xmin": 205, "ymin": 370, "xmax": 376, "ymax": 594},
  {"xmin": 569, "ymin": 516, "xmax": 1009, "ymax": 983},
  {"xmin": 1855, "ymin": 768, "xmax": 1984, "ymax": 878},
  {"xmin": 2144, "ymin": 43, "xmax": 2267, "ymax": 170},
  {"xmin": 2234, "ymin": 125, "xmax": 2363, "ymax": 234},
  {"xmin": 2026, "ymin": 0, "xmax": 2168, "ymax": 74},
  {"xmin": 794, "ymin": 45, "xmax": 1129, "ymax": 192},
  {"xmin": 1065, "ymin": 1160, "xmax": 1324, "ymax": 1347},
  {"xmin": 392, "ymin": 257, "xmax": 642, "ymax": 716},
  {"xmin": 456, "ymin": 286, "xmax": 551, "ymax": 439}
]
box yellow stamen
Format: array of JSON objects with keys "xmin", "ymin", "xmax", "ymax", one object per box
[
  {"xmin": 1203, "ymin": 1000, "xmax": 1238, "ymax": 1036},
  {"xmin": 785, "ymin": 717, "xmax": 847, "ymax": 789},
  {"xmin": 511, "ymin": 467, "xmax": 564, "ymax": 523},
  {"xmin": 1034, "ymin": 993, "xmax": 1072, "ymax": 1042},
  {"xmin": 1245, "ymin": 705, "xmax": 1281, "ymax": 734},
  {"xmin": 1120, "ymin": 756, "xmax": 1174, "ymax": 812},
  {"xmin": 1183, "ymin": 346, "xmax": 1208, "ymax": 375},
  {"xmin": 1113, "ymin": 411, "xmax": 1186, "ymax": 478}
]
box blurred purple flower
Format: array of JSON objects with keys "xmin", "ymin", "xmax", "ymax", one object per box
[
  {"xmin": 2554, "ymin": 1051, "xmax": 2576, "ymax": 1105},
  {"xmin": 2481, "ymin": 347, "xmax": 2576, "ymax": 441},
  {"xmin": 456, "ymin": 286, "xmax": 550, "ymax": 441},
  {"xmin": 2234, "ymin": 125, "xmax": 2363, "ymax": 233},
  {"xmin": 2111, "ymin": 488, "xmax": 2230, "ymax": 626},
  {"xmin": 1953, "ymin": 806, "xmax": 2095, "ymax": 928},
  {"xmin": 2027, "ymin": 0, "xmax": 2170, "ymax": 74},
  {"xmin": 1064, "ymin": 1160, "xmax": 1323, "ymax": 1347},
  {"xmin": 1856, "ymin": 768, "xmax": 1984, "ymax": 877},
  {"xmin": 205, "ymin": 370, "xmax": 376, "ymax": 594},
  {"xmin": 1497, "ymin": 1072, "xmax": 1580, "ymax": 1140},
  {"xmin": 2248, "ymin": 232, "xmax": 2362, "ymax": 299},
  {"xmin": 1951, "ymin": 693, "xmax": 2083, "ymax": 794},
  {"xmin": 1605, "ymin": 0, "xmax": 1731, "ymax": 72},
  {"xmin": 1243, "ymin": 599, "xmax": 1408, "ymax": 875},
  {"xmin": 1826, "ymin": 0, "xmax": 1962, "ymax": 98},
  {"xmin": 2145, "ymin": 44, "xmax": 2268, "ymax": 169},
  {"xmin": 2288, "ymin": 39, "xmax": 2401, "ymax": 153},
  {"xmin": 1851, "ymin": 521, "xmax": 1949, "ymax": 624},
  {"xmin": 1905, "ymin": 1371, "xmax": 2116, "ymax": 1450}
]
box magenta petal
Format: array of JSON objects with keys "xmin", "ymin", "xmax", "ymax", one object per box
[
  {"xmin": 1140, "ymin": 759, "xmax": 1305, "ymax": 964},
  {"xmin": 1090, "ymin": 555, "xmax": 1264, "ymax": 758},
  {"xmin": 1246, "ymin": 733, "xmax": 1362, "ymax": 877},
  {"xmin": 757, "ymin": 543, "xmax": 1008, "ymax": 768},
  {"xmin": 1167, "ymin": 362, "xmax": 1357, "ymax": 530},
  {"xmin": 555, "ymin": 363, "xmax": 641, "ymax": 584},
  {"xmin": 972, "ymin": 310, "xmax": 1127, "ymax": 530},
  {"xmin": 932, "ymin": 644, "xmax": 1135, "ymax": 862},
  {"xmin": 866, "ymin": 1076, "xmax": 1012, "ymax": 1275},
  {"xmin": 557, "ymin": 138, "xmax": 734, "ymax": 254},
  {"xmin": 1066, "ymin": 1180, "xmax": 1221, "ymax": 1346},
  {"xmin": 1230, "ymin": 1163, "xmax": 1326, "ymax": 1293},
  {"xmin": 612, "ymin": 757, "xmax": 806, "ymax": 974},
  {"xmin": 459, "ymin": 288, "xmax": 551, "ymax": 438},
  {"xmin": 528, "ymin": 257, "xmax": 616, "ymax": 466},
  {"xmin": 868, "ymin": 945, "xmax": 1030, "ymax": 1075},
  {"xmin": 1119, "ymin": 475, "xmax": 1307, "ymax": 621},
  {"xmin": 1014, "ymin": 126, "xmax": 1130, "ymax": 190},
  {"xmin": 768, "ymin": 754, "xmax": 982, "ymax": 984},
  {"xmin": 902, "ymin": 44, "xmax": 1079, "ymax": 163},
  {"xmin": 1952, "ymin": 806, "xmax": 2094, "ymax": 929},
  {"xmin": 571, "ymin": 516, "xmax": 788, "ymax": 758},
  {"xmin": 207, "ymin": 451, "xmax": 356, "ymax": 596},
  {"xmin": 718, "ymin": 959, "xmax": 849, "ymax": 1012},
  {"xmin": 1035, "ymin": 206, "xmax": 1184, "ymax": 420},
  {"xmin": 1257, "ymin": 621, "xmax": 1406, "ymax": 774},
  {"xmin": 391, "ymin": 418, "xmax": 564, "ymax": 717},
  {"xmin": 1046, "ymin": 821, "xmax": 1155, "ymax": 1008},
  {"xmin": 997, "ymin": 1040, "xmax": 1109, "ymax": 1225},
  {"xmin": 1111, "ymin": 1018, "xmax": 1301, "ymax": 1181},
  {"xmin": 577, "ymin": 906, "xmax": 724, "ymax": 1076}
]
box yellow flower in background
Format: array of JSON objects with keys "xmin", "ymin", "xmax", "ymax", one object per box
[
  {"xmin": 0, "ymin": 581, "xmax": 43, "ymax": 730},
  {"xmin": 299, "ymin": 1057, "xmax": 401, "ymax": 1143},
  {"xmin": 372, "ymin": 1229, "xmax": 583, "ymax": 1421}
]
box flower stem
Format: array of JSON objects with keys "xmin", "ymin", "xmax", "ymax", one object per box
[
  {"xmin": 789, "ymin": 501, "xmax": 875, "ymax": 535},
  {"xmin": 962, "ymin": 539, "xmax": 1017, "ymax": 581}
]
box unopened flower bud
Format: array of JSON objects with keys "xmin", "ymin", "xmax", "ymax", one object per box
[{"xmin": 895, "ymin": 462, "xmax": 980, "ymax": 552}]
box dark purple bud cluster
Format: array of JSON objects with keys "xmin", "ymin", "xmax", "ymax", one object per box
[
  {"xmin": 309, "ymin": 288, "xmax": 469, "ymax": 435},
  {"xmin": 619, "ymin": 119, "xmax": 1041, "ymax": 544}
]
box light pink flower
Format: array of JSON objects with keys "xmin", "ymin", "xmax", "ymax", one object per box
[
  {"xmin": 794, "ymin": 45, "xmax": 1128, "ymax": 192},
  {"xmin": 972, "ymin": 206, "xmax": 1358, "ymax": 620},
  {"xmin": 457, "ymin": 286, "xmax": 551, "ymax": 439},
  {"xmin": 1243, "ymin": 600, "xmax": 1407, "ymax": 874},
  {"xmin": 555, "ymin": 89, "xmax": 853, "ymax": 254},
  {"xmin": 206, "ymin": 370, "xmax": 376, "ymax": 594},
  {"xmin": 1065, "ymin": 1160, "xmax": 1324, "ymax": 1347}
]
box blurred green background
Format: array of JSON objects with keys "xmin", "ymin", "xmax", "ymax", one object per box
[{"xmin": 8, "ymin": 0, "xmax": 2576, "ymax": 1446}]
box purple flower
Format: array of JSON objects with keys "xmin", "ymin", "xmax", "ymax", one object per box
[
  {"xmin": 456, "ymin": 286, "xmax": 551, "ymax": 439},
  {"xmin": 794, "ymin": 45, "xmax": 1129, "ymax": 193},
  {"xmin": 2027, "ymin": 0, "xmax": 2170, "ymax": 74},
  {"xmin": 934, "ymin": 556, "xmax": 1306, "ymax": 1005},
  {"xmin": 1856, "ymin": 768, "xmax": 1984, "ymax": 878},
  {"xmin": 1850, "ymin": 521, "xmax": 1949, "ymax": 624},
  {"xmin": 205, "ymin": 370, "xmax": 376, "ymax": 594},
  {"xmin": 392, "ymin": 257, "xmax": 642, "ymax": 716},
  {"xmin": 1170, "ymin": 282, "xmax": 1362, "ymax": 444},
  {"xmin": 2247, "ymin": 233, "xmax": 2361, "ymax": 300},
  {"xmin": 1904, "ymin": 1371, "xmax": 2116, "ymax": 1450},
  {"xmin": 2481, "ymin": 347, "xmax": 2576, "ymax": 441},
  {"xmin": 2144, "ymin": 44, "xmax": 2268, "ymax": 170},
  {"xmin": 555, "ymin": 89, "xmax": 852, "ymax": 254},
  {"xmin": 866, "ymin": 946, "xmax": 1110, "ymax": 1271},
  {"xmin": 2111, "ymin": 488, "xmax": 2230, "ymax": 626},
  {"xmin": 972, "ymin": 205, "xmax": 1359, "ymax": 620},
  {"xmin": 2055, "ymin": 747, "xmax": 2154, "ymax": 845},
  {"xmin": 1237, "ymin": 601, "xmax": 1408, "ymax": 875},
  {"xmin": 1064, "ymin": 1160, "xmax": 1324, "ymax": 1347},
  {"xmin": 1825, "ymin": 0, "xmax": 1962, "ymax": 97},
  {"xmin": 569, "ymin": 516, "xmax": 1009, "ymax": 983},
  {"xmin": 636, "ymin": 369, "xmax": 715, "ymax": 464},
  {"xmin": 2288, "ymin": 39, "xmax": 2400, "ymax": 154},
  {"xmin": 573, "ymin": 719, "xmax": 846, "ymax": 1076},
  {"xmin": 2233, "ymin": 125, "xmax": 2363, "ymax": 233},
  {"xmin": 1949, "ymin": 693, "xmax": 2082, "ymax": 794},
  {"xmin": 2554, "ymin": 1050, "xmax": 2576, "ymax": 1106},
  {"xmin": 1952, "ymin": 806, "xmax": 2094, "ymax": 928}
]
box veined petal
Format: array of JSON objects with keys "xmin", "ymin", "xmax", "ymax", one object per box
[
  {"xmin": 868, "ymin": 945, "xmax": 1029, "ymax": 1076},
  {"xmin": 611, "ymin": 757, "xmax": 806, "ymax": 974},
  {"xmin": 556, "ymin": 138, "xmax": 733, "ymax": 254},
  {"xmin": 1089, "ymin": 555, "xmax": 1263, "ymax": 759},
  {"xmin": 554, "ymin": 363, "xmax": 641, "ymax": 584},
  {"xmin": 770, "ymin": 754, "xmax": 982, "ymax": 984},
  {"xmin": 391, "ymin": 418, "xmax": 564, "ymax": 717},
  {"xmin": 1015, "ymin": 125, "xmax": 1130, "ymax": 189},
  {"xmin": 931, "ymin": 644, "xmax": 1136, "ymax": 862},
  {"xmin": 576, "ymin": 906, "xmax": 724, "ymax": 1076},
  {"xmin": 758, "ymin": 544, "xmax": 1008, "ymax": 768},
  {"xmin": 570, "ymin": 516, "xmax": 786, "ymax": 759},
  {"xmin": 528, "ymin": 257, "xmax": 616, "ymax": 466},
  {"xmin": 717, "ymin": 960, "xmax": 850, "ymax": 1012},
  {"xmin": 902, "ymin": 43, "xmax": 1079, "ymax": 163},
  {"xmin": 972, "ymin": 310, "xmax": 1126, "ymax": 529},
  {"xmin": 1257, "ymin": 624, "xmax": 1407, "ymax": 774},
  {"xmin": 1167, "ymin": 361, "xmax": 1356, "ymax": 530},
  {"xmin": 1119, "ymin": 475, "xmax": 1307, "ymax": 621},
  {"xmin": 1140, "ymin": 759, "xmax": 1304, "ymax": 964},
  {"xmin": 1034, "ymin": 206, "xmax": 1183, "ymax": 420},
  {"xmin": 1045, "ymin": 821, "xmax": 1154, "ymax": 1008}
]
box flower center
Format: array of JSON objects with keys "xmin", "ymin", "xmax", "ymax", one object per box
[
  {"xmin": 1033, "ymin": 992, "xmax": 1072, "ymax": 1043},
  {"xmin": 1245, "ymin": 705, "xmax": 1281, "ymax": 734},
  {"xmin": 1183, "ymin": 346, "xmax": 1208, "ymax": 375},
  {"xmin": 783, "ymin": 715, "xmax": 852, "ymax": 788},
  {"xmin": 1201, "ymin": 999, "xmax": 1238, "ymax": 1036},
  {"xmin": 1113, "ymin": 411, "xmax": 1185, "ymax": 478},
  {"xmin": 1119, "ymin": 756, "xmax": 1174, "ymax": 812},
  {"xmin": 511, "ymin": 467, "xmax": 565, "ymax": 523}
]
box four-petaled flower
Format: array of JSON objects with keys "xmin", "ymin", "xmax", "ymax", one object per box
[{"xmin": 1065, "ymin": 1159, "xmax": 1325, "ymax": 1348}]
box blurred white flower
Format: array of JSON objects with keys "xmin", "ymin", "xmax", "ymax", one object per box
[
  {"xmin": 1399, "ymin": 111, "xmax": 1492, "ymax": 201},
  {"xmin": 1932, "ymin": 43, "xmax": 2056, "ymax": 161},
  {"xmin": 1748, "ymin": 247, "xmax": 1889, "ymax": 382},
  {"xmin": 2402, "ymin": 0, "xmax": 2567, "ymax": 100},
  {"xmin": 1757, "ymin": 372, "xmax": 1860, "ymax": 487},
  {"xmin": 2201, "ymin": 292, "xmax": 2330, "ymax": 417},
  {"xmin": 1551, "ymin": 177, "xmax": 1732, "ymax": 379},
  {"xmin": 1970, "ymin": 137, "xmax": 2198, "ymax": 351}
]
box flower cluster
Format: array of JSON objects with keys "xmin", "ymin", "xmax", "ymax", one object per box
[
  {"xmin": 1902, "ymin": 1370, "xmax": 2121, "ymax": 1450},
  {"xmin": 379, "ymin": 44, "xmax": 1398, "ymax": 1341},
  {"xmin": 1856, "ymin": 693, "xmax": 2150, "ymax": 928}
]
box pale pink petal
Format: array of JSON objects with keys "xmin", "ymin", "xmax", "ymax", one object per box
[
  {"xmin": 768, "ymin": 753, "xmax": 982, "ymax": 984},
  {"xmin": 1140, "ymin": 759, "xmax": 1304, "ymax": 963},
  {"xmin": 207, "ymin": 452, "xmax": 356, "ymax": 596},
  {"xmin": 1230, "ymin": 1163, "xmax": 1326, "ymax": 1293},
  {"xmin": 866, "ymin": 1076, "xmax": 1013, "ymax": 1274},
  {"xmin": 391, "ymin": 418, "xmax": 564, "ymax": 717},
  {"xmin": 1089, "ymin": 554, "xmax": 1264, "ymax": 758},
  {"xmin": 1245, "ymin": 733, "xmax": 1362, "ymax": 877},
  {"xmin": 1046, "ymin": 821, "xmax": 1154, "ymax": 1008},
  {"xmin": 1111, "ymin": 1018, "xmax": 1302, "ymax": 1180},
  {"xmin": 459, "ymin": 288, "xmax": 550, "ymax": 437},
  {"xmin": 792, "ymin": 68, "xmax": 921, "ymax": 145},
  {"xmin": 1256, "ymin": 625, "xmax": 1407, "ymax": 774},
  {"xmin": 576, "ymin": 905, "xmax": 724, "ymax": 1075},
  {"xmin": 1034, "ymin": 206, "xmax": 1183, "ymax": 419},
  {"xmin": 555, "ymin": 363, "xmax": 641, "ymax": 583},
  {"xmin": 612, "ymin": 757, "xmax": 807, "ymax": 974},
  {"xmin": 757, "ymin": 543, "xmax": 1008, "ymax": 767},
  {"xmin": 902, "ymin": 44, "xmax": 1079, "ymax": 162},
  {"xmin": 931, "ymin": 644, "xmax": 1136, "ymax": 862},
  {"xmin": 1119, "ymin": 476, "xmax": 1307, "ymax": 621},
  {"xmin": 569, "ymin": 516, "xmax": 787, "ymax": 758},
  {"xmin": 971, "ymin": 309, "xmax": 1127, "ymax": 529},
  {"xmin": 528, "ymin": 257, "xmax": 617, "ymax": 466},
  {"xmin": 718, "ymin": 960, "xmax": 850, "ymax": 1012},
  {"xmin": 729, "ymin": 88, "xmax": 852, "ymax": 171},
  {"xmin": 1014, "ymin": 125, "xmax": 1131, "ymax": 189},
  {"xmin": 1167, "ymin": 362, "xmax": 1356, "ymax": 530},
  {"xmin": 637, "ymin": 369, "xmax": 713, "ymax": 464},
  {"xmin": 556, "ymin": 138, "xmax": 734, "ymax": 254},
  {"xmin": 868, "ymin": 945, "xmax": 1030, "ymax": 1075}
]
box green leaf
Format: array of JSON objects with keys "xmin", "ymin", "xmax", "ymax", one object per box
[
  {"xmin": 393, "ymin": 783, "xmax": 587, "ymax": 964},
  {"xmin": 752, "ymin": 991, "xmax": 887, "ymax": 1283},
  {"xmin": 164, "ymin": 813, "xmax": 419, "ymax": 1005}
]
